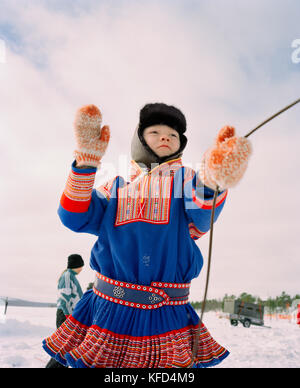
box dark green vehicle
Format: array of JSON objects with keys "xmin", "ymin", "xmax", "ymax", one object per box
[{"xmin": 223, "ymin": 299, "xmax": 264, "ymax": 328}]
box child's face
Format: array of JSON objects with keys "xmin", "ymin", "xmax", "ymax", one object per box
[{"xmin": 143, "ymin": 125, "xmax": 180, "ymax": 158}]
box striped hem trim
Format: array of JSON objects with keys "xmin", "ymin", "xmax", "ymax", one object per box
[{"xmin": 43, "ymin": 316, "xmax": 229, "ymax": 368}]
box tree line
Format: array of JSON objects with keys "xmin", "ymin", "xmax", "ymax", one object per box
[{"xmin": 190, "ymin": 291, "xmax": 300, "ymax": 313}]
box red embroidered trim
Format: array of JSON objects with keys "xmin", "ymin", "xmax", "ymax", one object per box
[
  {"xmin": 115, "ymin": 176, "xmax": 173, "ymax": 226},
  {"xmin": 192, "ymin": 189, "xmax": 228, "ymax": 210},
  {"xmin": 60, "ymin": 169, "xmax": 96, "ymax": 212},
  {"xmin": 188, "ymin": 223, "xmax": 207, "ymax": 240}
]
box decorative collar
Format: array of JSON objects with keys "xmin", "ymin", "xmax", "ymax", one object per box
[{"xmin": 129, "ymin": 158, "xmax": 183, "ymax": 182}]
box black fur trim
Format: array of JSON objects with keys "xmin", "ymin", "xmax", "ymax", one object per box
[{"xmin": 138, "ymin": 103, "xmax": 187, "ymax": 137}]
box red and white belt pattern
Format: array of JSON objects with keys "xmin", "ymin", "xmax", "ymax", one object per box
[{"xmin": 93, "ymin": 272, "xmax": 190, "ymax": 310}]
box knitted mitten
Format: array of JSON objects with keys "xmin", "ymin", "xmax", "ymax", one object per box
[
  {"xmin": 199, "ymin": 126, "xmax": 252, "ymax": 190},
  {"xmin": 74, "ymin": 105, "xmax": 110, "ymax": 168}
]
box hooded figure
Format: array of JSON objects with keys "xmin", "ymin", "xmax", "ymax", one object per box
[{"xmin": 131, "ymin": 103, "xmax": 188, "ymax": 168}]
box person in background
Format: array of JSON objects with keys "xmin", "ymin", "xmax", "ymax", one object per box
[
  {"xmin": 297, "ymin": 304, "xmax": 300, "ymax": 328},
  {"xmin": 45, "ymin": 254, "xmax": 84, "ymax": 368}
]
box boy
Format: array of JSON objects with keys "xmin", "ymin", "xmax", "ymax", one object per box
[{"xmin": 43, "ymin": 103, "xmax": 251, "ymax": 368}]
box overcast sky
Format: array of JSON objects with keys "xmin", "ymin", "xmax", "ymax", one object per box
[{"xmin": 0, "ymin": 0, "xmax": 299, "ymax": 302}]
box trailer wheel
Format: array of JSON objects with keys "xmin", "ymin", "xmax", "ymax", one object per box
[
  {"xmin": 230, "ymin": 319, "xmax": 238, "ymax": 326},
  {"xmin": 243, "ymin": 319, "xmax": 251, "ymax": 328}
]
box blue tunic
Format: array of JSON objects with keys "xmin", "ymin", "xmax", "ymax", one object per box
[{"xmin": 43, "ymin": 158, "xmax": 229, "ymax": 368}]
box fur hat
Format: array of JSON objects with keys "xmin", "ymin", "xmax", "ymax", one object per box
[
  {"xmin": 131, "ymin": 103, "xmax": 187, "ymax": 167},
  {"xmin": 67, "ymin": 254, "xmax": 84, "ymax": 269}
]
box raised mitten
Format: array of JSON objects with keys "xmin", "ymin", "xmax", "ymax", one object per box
[
  {"xmin": 199, "ymin": 126, "xmax": 252, "ymax": 190},
  {"xmin": 74, "ymin": 104, "xmax": 110, "ymax": 168}
]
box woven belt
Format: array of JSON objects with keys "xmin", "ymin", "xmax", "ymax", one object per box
[{"xmin": 93, "ymin": 272, "xmax": 190, "ymax": 310}]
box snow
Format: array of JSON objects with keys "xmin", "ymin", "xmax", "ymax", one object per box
[
  {"xmin": 0, "ymin": 307, "xmax": 299, "ymax": 368},
  {"xmin": 0, "ymin": 306, "xmax": 55, "ymax": 368},
  {"xmin": 210, "ymin": 313, "xmax": 300, "ymax": 368}
]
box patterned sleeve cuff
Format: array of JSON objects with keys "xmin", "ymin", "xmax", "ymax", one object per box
[
  {"xmin": 60, "ymin": 161, "xmax": 97, "ymax": 213},
  {"xmin": 190, "ymin": 172, "xmax": 228, "ymax": 210},
  {"xmin": 188, "ymin": 223, "xmax": 207, "ymax": 240},
  {"xmin": 192, "ymin": 186, "xmax": 228, "ymax": 210}
]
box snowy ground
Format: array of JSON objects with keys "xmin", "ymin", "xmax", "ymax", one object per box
[{"xmin": 0, "ymin": 307, "xmax": 299, "ymax": 368}]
